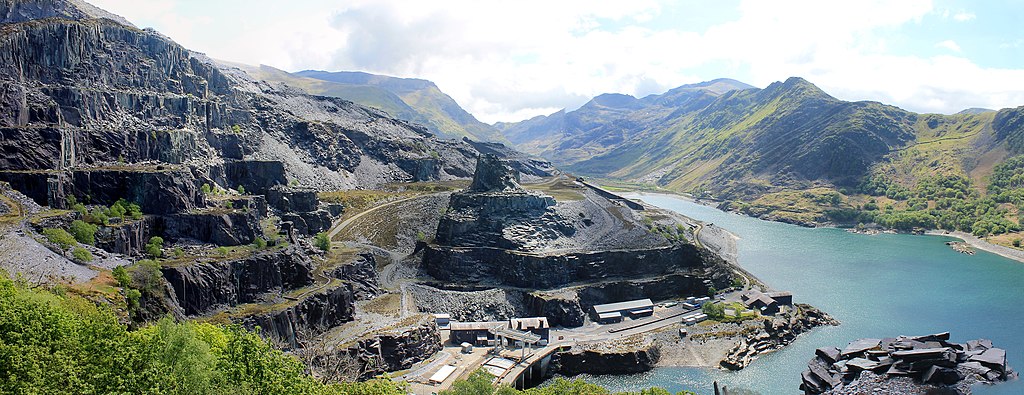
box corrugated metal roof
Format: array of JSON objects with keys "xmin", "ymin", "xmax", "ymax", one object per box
[
  {"xmin": 592, "ymin": 298, "xmax": 654, "ymax": 314},
  {"xmin": 450, "ymin": 322, "xmax": 503, "ymax": 331},
  {"xmin": 484, "ymin": 357, "xmax": 517, "ymax": 370},
  {"xmin": 429, "ymin": 365, "xmax": 457, "ymax": 383},
  {"xmin": 510, "ymin": 317, "xmax": 549, "ymax": 330},
  {"xmin": 629, "ymin": 308, "xmax": 654, "ymax": 315}
]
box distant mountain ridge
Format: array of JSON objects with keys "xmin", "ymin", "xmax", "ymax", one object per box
[
  {"xmin": 498, "ymin": 78, "xmax": 756, "ymax": 169},
  {"xmin": 499, "ymin": 76, "xmax": 1024, "ymax": 208},
  {"xmin": 231, "ymin": 65, "xmax": 505, "ymax": 143}
]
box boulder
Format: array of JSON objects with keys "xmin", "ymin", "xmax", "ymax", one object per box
[{"xmin": 801, "ymin": 333, "xmax": 1015, "ymax": 394}]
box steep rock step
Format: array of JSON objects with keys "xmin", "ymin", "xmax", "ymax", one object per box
[{"xmin": 161, "ymin": 246, "xmax": 315, "ymax": 315}]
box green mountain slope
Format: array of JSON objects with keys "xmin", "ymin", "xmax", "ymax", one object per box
[
  {"xmin": 498, "ymin": 78, "xmax": 753, "ymax": 165},
  {"xmin": 295, "ymin": 70, "xmax": 508, "ymax": 143}
]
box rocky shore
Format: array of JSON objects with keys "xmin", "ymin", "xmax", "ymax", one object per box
[
  {"xmin": 928, "ymin": 230, "xmax": 1024, "ymax": 264},
  {"xmin": 801, "ymin": 332, "xmax": 1016, "ymax": 394},
  {"xmin": 720, "ymin": 304, "xmax": 838, "ymax": 370},
  {"xmin": 643, "ymin": 304, "xmax": 839, "ymax": 371}
]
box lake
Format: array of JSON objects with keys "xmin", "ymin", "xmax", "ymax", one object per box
[{"xmin": 580, "ymin": 193, "xmax": 1024, "ymax": 395}]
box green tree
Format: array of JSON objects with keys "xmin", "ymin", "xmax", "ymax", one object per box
[
  {"xmin": 132, "ymin": 259, "xmax": 165, "ymax": 296},
  {"xmin": 112, "ymin": 266, "xmax": 131, "ymax": 287},
  {"xmin": 314, "ymin": 232, "xmax": 330, "ymax": 251},
  {"xmin": 702, "ymin": 302, "xmax": 726, "ymax": 320},
  {"xmin": 69, "ymin": 219, "xmax": 98, "ymax": 245},
  {"xmin": 145, "ymin": 236, "xmax": 164, "ymax": 258},
  {"xmin": 237, "ymin": 185, "xmax": 246, "ymax": 195},
  {"xmin": 441, "ymin": 370, "xmax": 508, "ymax": 395},
  {"xmin": 201, "ymin": 183, "xmax": 212, "ymax": 195},
  {"xmin": 106, "ymin": 200, "xmax": 127, "ymax": 219}
]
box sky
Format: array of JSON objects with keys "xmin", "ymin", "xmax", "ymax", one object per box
[{"xmin": 90, "ymin": 0, "xmax": 1024, "ymax": 124}]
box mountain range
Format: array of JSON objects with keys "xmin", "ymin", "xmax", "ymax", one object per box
[
  {"xmin": 498, "ymin": 76, "xmax": 1024, "ymax": 212},
  {"xmin": 230, "ymin": 64, "xmax": 507, "ymax": 143}
]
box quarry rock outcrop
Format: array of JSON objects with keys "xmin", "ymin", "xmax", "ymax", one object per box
[
  {"xmin": 240, "ymin": 285, "xmax": 356, "ymax": 348},
  {"xmin": 159, "ymin": 209, "xmax": 261, "ymax": 246},
  {"xmin": 524, "ymin": 292, "xmax": 585, "ymax": 327},
  {"xmin": 468, "ymin": 153, "xmax": 522, "ymax": 192},
  {"xmin": 557, "ymin": 336, "xmax": 661, "ymax": 376},
  {"xmin": 434, "ymin": 155, "xmax": 564, "ymax": 250},
  {"xmin": 424, "ymin": 244, "xmax": 728, "ymax": 290},
  {"xmin": 94, "ymin": 217, "xmax": 152, "ymax": 256},
  {"xmin": 345, "ymin": 317, "xmax": 443, "ymax": 379},
  {"xmin": 161, "ymin": 247, "xmax": 315, "ymax": 315},
  {"xmin": 328, "ymin": 252, "xmax": 382, "ymax": 301}
]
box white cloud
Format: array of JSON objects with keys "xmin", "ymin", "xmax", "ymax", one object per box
[
  {"xmin": 953, "ymin": 11, "xmax": 976, "ymax": 21},
  {"xmin": 936, "ymin": 40, "xmax": 962, "ymax": 52}
]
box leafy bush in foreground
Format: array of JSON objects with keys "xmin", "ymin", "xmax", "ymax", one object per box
[{"xmin": 0, "ymin": 273, "xmax": 406, "ymax": 395}]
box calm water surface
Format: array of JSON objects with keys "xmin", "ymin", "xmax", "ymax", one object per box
[{"xmin": 580, "ymin": 193, "xmax": 1024, "ymax": 395}]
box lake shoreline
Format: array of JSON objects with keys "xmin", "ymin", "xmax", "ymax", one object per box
[
  {"xmin": 925, "ymin": 230, "xmax": 1024, "ymax": 265},
  {"xmin": 623, "ymin": 191, "xmax": 1024, "ymax": 265}
]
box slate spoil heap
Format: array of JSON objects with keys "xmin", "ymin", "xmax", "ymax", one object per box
[{"xmin": 801, "ymin": 332, "xmax": 1016, "ymax": 394}]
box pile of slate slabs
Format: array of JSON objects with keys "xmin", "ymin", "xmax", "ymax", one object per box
[{"xmin": 800, "ymin": 332, "xmax": 1016, "ymax": 394}]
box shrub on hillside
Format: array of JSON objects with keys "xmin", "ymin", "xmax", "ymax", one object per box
[
  {"xmin": 69, "ymin": 220, "xmax": 97, "ymax": 245},
  {"xmin": 42, "ymin": 228, "xmax": 76, "ymax": 250},
  {"xmin": 71, "ymin": 247, "xmax": 93, "ymax": 263}
]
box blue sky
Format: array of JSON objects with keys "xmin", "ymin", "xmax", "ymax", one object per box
[{"xmin": 91, "ymin": 0, "xmax": 1024, "ymax": 123}]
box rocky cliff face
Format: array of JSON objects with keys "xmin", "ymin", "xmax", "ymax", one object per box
[
  {"xmin": 557, "ymin": 336, "xmax": 661, "ymax": 376},
  {"xmin": 345, "ymin": 317, "xmax": 443, "ymax": 379},
  {"xmin": 94, "ymin": 217, "xmax": 151, "ymax": 255},
  {"xmin": 424, "ymin": 244, "xmax": 726, "ymax": 289},
  {"xmin": 159, "ymin": 209, "xmax": 261, "ymax": 246},
  {"xmin": 0, "ymin": 5, "xmax": 553, "ymax": 252},
  {"xmin": 524, "ymin": 292, "xmax": 585, "ymax": 327},
  {"xmin": 328, "ymin": 252, "xmax": 382, "ymax": 301},
  {"xmin": 241, "ymin": 285, "xmax": 356, "ymax": 347},
  {"xmin": 161, "ymin": 247, "xmax": 314, "ymax": 315}
]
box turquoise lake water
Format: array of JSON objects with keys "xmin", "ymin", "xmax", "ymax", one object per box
[{"xmin": 580, "ymin": 193, "xmax": 1024, "ymax": 395}]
